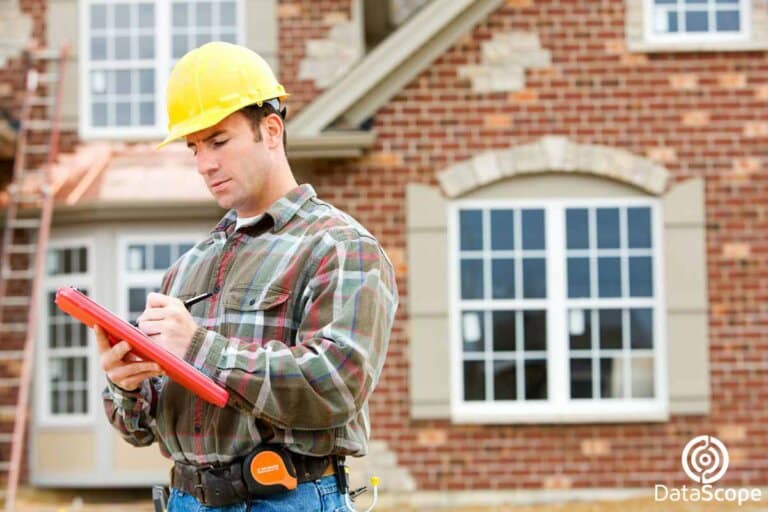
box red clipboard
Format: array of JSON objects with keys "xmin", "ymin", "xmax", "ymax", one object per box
[{"xmin": 55, "ymin": 287, "xmax": 230, "ymax": 408}]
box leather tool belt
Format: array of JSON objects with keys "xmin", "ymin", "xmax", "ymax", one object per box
[{"xmin": 171, "ymin": 449, "xmax": 336, "ymax": 507}]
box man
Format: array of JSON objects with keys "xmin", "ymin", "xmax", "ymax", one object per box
[{"xmin": 96, "ymin": 42, "xmax": 398, "ymax": 511}]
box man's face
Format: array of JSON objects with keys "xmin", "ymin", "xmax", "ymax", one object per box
[{"xmin": 185, "ymin": 112, "xmax": 270, "ymax": 217}]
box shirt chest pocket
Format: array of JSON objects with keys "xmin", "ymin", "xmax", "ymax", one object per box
[{"xmin": 223, "ymin": 285, "xmax": 294, "ymax": 344}]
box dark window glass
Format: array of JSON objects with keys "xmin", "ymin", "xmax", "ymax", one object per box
[
  {"xmin": 627, "ymin": 208, "xmax": 651, "ymax": 248},
  {"xmin": 461, "ymin": 259, "xmax": 484, "ymax": 299},
  {"xmin": 521, "ymin": 209, "xmax": 545, "ymax": 250},
  {"xmin": 570, "ymin": 358, "xmax": 592, "ymax": 399},
  {"xmin": 566, "ymin": 208, "xmax": 589, "ymax": 249},
  {"xmin": 153, "ymin": 244, "xmax": 172, "ymax": 270},
  {"xmin": 599, "ymin": 309, "xmax": 623, "ymax": 350},
  {"xmin": 491, "ymin": 259, "xmax": 515, "ymax": 299},
  {"xmin": 685, "ymin": 10, "xmax": 708, "ymax": 31},
  {"xmin": 492, "ymin": 311, "xmax": 516, "ymax": 352},
  {"xmin": 490, "ymin": 210, "xmax": 515, "ymax": 250},
  {"xmin": 524, "ymin": 359, "xmax": 547, "ymax": 399},
  {"xmin": 463, "ymin": 361, "xmax": 485, "ymax": 401},
  {"xmin": 596, "ymin": 208, "xmax": 620, "ymax": 249},
  {"xmin": 567, "ymin": 257, "xmax": 590, "ymax": 298},
  {"xmin": 598, "ymin": 257, "xmax": 621, "ymax": 297},
  {"xmin": 716, "ymin": 10, "xmax": 740, "ymax": 31},
  {"xmin": 493, "ymin": 360, "xmax": 517, "ymax": 400},
  {"xmin": 630, "ymin": 309, "xmax": 653, "ymax": 349},
  {"xmin": 522, "ymin": 258, "xmax": 546, "ymax": 298},
  {"xmin": 523, "ymin": 310, "xmax": 546, "ymax": 351},
  {"xmin": 569, "ymin": 309, "xmax": 592, "ymax": 350},
  {"xmin": 600, "ymin": 357, "xmax": 624, "ymax": 398},
  {"xmin": 460, "ymin": 210, "xmax": 483, "ymax": 251},
  {"xmin": 629, "ymin": 256, "xmax": 653, "ymax": 297}
]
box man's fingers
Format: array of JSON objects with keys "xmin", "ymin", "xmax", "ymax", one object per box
[
  {"xmin": 93, "ymin": 325, "xmax": 110, "ymax": 352},
  {"xmin": 107, "ymin": 362, "xmax": 162, "ymax": 383},
  {"xmin": 137, "ymin": 319, "xmax": 163, "ymax": 336},
  {"xmin": 146, "ymin": 292, "xmax": 173, "ymax": 308}
]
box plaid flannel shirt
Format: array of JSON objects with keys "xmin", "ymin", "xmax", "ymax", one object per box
[{"xmin": 103, "ymin": 184, "xmax": 398, "ymax": 465}]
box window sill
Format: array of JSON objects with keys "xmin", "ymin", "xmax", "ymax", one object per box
[
  {"xmin": 451, "ymin": 400, "xmax": 669, "ymax": 424},
  {"xmin": 628, "ymin": 39, "xmax": 768, "ymax": 53}
]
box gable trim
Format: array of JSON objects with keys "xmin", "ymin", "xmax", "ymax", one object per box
[{"xmin": 288, "ymin": 0, "xmax": 504, "ymax": 136}]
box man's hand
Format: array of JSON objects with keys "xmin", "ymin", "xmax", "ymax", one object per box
[
  {"xmin": 95, "ymin": 325, "xmax": 163, "ymax": 391},
  {"xmin": 137, "ymin": 292, "xmax": 199, "ymax": 359}
]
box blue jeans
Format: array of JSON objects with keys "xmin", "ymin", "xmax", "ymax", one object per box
[{"xmin": 167, "ymin": 475, "xmax": 347, "ymax": 512}]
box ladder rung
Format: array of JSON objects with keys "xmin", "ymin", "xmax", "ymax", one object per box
[
  {"xmin": 29, "ymin": 48, "xmax": 62, "ymax": 60},
  {"xmin": 6, "ymin": 245, "xmax": 37, "ymax": 254},
  {"xmin": 0, "ymin": 352, "xmax": 24, "ymax": 361},
  {"xmin": 8, "ymin": 218, "xmax": 41, "ymax": 229},
  {"xmin": 0, "ymin": 323, "xmax": 27, "ymax": 332},
  {"xmin": 23, "ymin": 119, "xmax": 53, "ymax": 130},
  {"xmin": 27, "ymin": 96, "xmax": 55, "ymax": 107},
  {"xmin": 36, "ymin": 72, "xmax": 59, "ymax": 84},
  {"xmin": 2, "ymin": 297, "xmax": 30, "ymax": 307},
  {"xmin": 25, "ymin": 144, "xmax": 49, "ymax": 155},
  {"xmin": 11, "ymin": 195, "xmax": 44, "ymax": 205},
  {"xmin": 0, "ymin": 462, "xmax": 10, "ymax": 472},
  {"xmin": 0, "ymin": 378, "xmax": 21, "ymax": 387},
  {"xmin": 0, "ymin": 434, "xmax": 12, "ymax": 443},
  {"xmin": 0, "ymin": 406, "xmax": 17, "ymax": 418},
  {"xmin": 2, "ymin": 269, "xmax": 35, "ymax": 280}
]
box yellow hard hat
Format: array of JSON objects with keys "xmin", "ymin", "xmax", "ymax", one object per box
[{"xmin": 158, "ymin": 41, "xmax": 288, "ymax": 148}]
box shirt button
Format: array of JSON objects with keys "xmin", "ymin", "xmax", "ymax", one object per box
[
  {"xmin": 213, "ymin": 285, "xmax": 220, "ymax": 294},
  {"xmin": 194, "ymin": 424, "xmax": 201, "ymax": 434}
]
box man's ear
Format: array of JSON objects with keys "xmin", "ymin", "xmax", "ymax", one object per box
[{"xmin": 260, "ymin": 113, "xmax": 284, "ymax": 149}]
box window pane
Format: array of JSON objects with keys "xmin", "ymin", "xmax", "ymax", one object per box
[
  {"xmin": 179, "ymin": 243, "xmax": 194, "ymax": 255},
  {"xmin": 596, "ymin": 208, "xmax": 620, "ymax": 249},
  {"xmin": 128, "ymin": 245, "xmax": 146, "ymax": 271},
  {"xmin": 90, "ymin": 37, "xmax": 107, "ymax": 60},
  {"xmin": 598, "ymin": 257, "xmax": 621, "ymax": 297},
  {"xmin": 196, "ymin": 2, "xmax": 213, "ymax": 27},
  {"xmin": 115, "ymin": 4, "xmax": 131, "ymax": 29},
  {"xmin": 567, "ymin": 257, "xmax": 590, "ymax": 298},
  {"xmin": 462, "ymin": 311, "xmax": 484, "ymax": 351},
  {"xmin": 716, "ymin": 10, "xmax": 740, "ymax": 31},
  {"xmin": 129, "ymin": 287, "xmax": 146, "ymax": 314},
  {"xmin": 115, "ymin": 36, "xmax": 131, "ymax": 60},
  {"xmin": 630, "ymin": 308, "xmax": 653, "ymax": 349},
  {"xmin": 524, "ymin": 360, "xmax": 547, "ymax": 399},
  {"xmin": 91, "ymin": 71, "xmax": 108, "ymax": 95},
  {"xmin": 523, "ymin": 310, "xmax": 546, "ymax": 351},
  {"xmin": 570, "ymin": 358, "xmax": 592, "ymax": 399},
  {"xmin": 492, "ymin": 310, "xmax": 516, "ymax": 351},
  {"xmin": 493, "ymin": 360, "xmax": 516, "ymax": 400},
  {"xmin": 490, "ymin": 210, "xmax": 514, "ymax": 250},
  {"xmin": 92, "ymin": 102, "xmax": 108, "ymax": 126},
  {"xmin": 91, "ymin": 4, "xmax": 107, "ymax": 29},
  {"xmin": 522, "ymin": 258, "xmax": 546, "ymax": 298},
  {"xmin": 629, "ymin": 256, "xmax": 653, "ymax": 297},
  {"xmin": 115, "ymin": 70, "xmax": 131, "ymax": 94},
  {"xmin": 460, "ymin": 259, "xmax": 484, "ymax": 299},
  {"xmin": 459, "ymin": 210, "xmax": 483, "ymax": 250},
  {"xmin": 140, "ymin": 101, "xmax": 154, "ymax": 125},
  {"xmin": 491, "ymin": 258, "xmax": 515, "ymax": 299},
  {"xmin": 139, "ymin": 35, "xmax": 154, "ymax": 59},
  {"xmin": 628, "ymin": 207, "xmax": 651, "ymax": 248},
  {"xmin": 172, "ymin": 2, "xmax": 188, "ymax": 27},
  {"xmin": 600, "ymin": 357, "xmax": 624, "ymax": 398},
  {"xmin": 685, "ymin": 10, "xmax": 709, "ymax": 32},
  {"xmin": 599, "ymin": 309, "xmax": 623, "ymax": 350},
  {"xmin": 153, "ymin": 244, "xmax": 172, "ymax": 270},
  {"xmin": 220, "ymin": 2, "xmax": 237, "ymax": 25},
  {"xmin": 463, "ymin": 361, "xmax": 485, "ymax": 401},
  {"xmin": 566, "ymin": 208, "xmax": 589, "ymax": 249},
  {"xmin": 631, "ymin": 357, "xmax": 654, "ymax": 398},
  {"xmin": 220, "ymin": 32, "xmax": 237, "ymax": 44},
  {"xmin": 569, "ymin": 309, "xmax": 591, "ymax": 349},
  {"xmin": 521, "ymin": 209, "xmax": 545, "ymax": 250},
  {"xmin": 138, "ymin": 3, "xmax": 154, "ymax": 27},
  {"xmin": 667, "ymin": 11, "xmax": 679, "ymax": 32},
  {"xmin": 196, "ymin": 33, "xmax": 213, "ymax": 47},
  {"xmin": 116, "ymin": 102, "xmax": 132, "ymax": 126},
  {"xmin": 77, "ymin": 248, "xmax": 88, "ymax": 272},
  {"xmin": 173, "ymin": 35, "xmax": 188, "ymax": 59}
]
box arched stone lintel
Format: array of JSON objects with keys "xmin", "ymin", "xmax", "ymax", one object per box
[{"xmin": 437, "ymin": 136, "xmax": 670, "ymax": 198}]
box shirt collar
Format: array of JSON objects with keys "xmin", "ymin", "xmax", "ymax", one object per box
[{"xmin": 211, "ymin": 184, "xmax": 317, "ymax": 235}]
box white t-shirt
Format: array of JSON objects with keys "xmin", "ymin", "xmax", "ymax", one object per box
[{"xmin": 235, "ymin": 214, "xmax": 265, "ymax": 232}]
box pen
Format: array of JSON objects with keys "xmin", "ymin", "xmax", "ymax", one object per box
[{"xmin": 130, "ymin": 291, "xmax": 214, "ymax": 326}]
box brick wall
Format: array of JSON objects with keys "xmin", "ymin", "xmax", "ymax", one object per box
[
  {"xmin": 277, "ymin": 0, "xmax": 355, "ymax": 118},
  {"xmin": 290, "ymin": 0, "xmax": 768, "ymax": 490}
]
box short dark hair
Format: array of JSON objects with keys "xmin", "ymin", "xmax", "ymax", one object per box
[{"xmin": 239, "ymin": 101, "xmax": 287, "ymax": 151}]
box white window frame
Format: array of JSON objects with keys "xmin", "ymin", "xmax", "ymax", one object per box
[
  {"xmin": 79, "ymin": 0, "xmax": 246, "ymax": 140},
  {"xmin": 448, "ymin": 198, "xmax": 668, "ymax": 424},
  {"xmin": 37, "ymin": 238, "xmax": 97, "ymax": 427},
  {"xmin": 644, "ymin": 0, "xmax": 751, "ymax": 45},
  {"xmin": 117, "ymin": 232, "xmax": 204, "ymax": 321}
]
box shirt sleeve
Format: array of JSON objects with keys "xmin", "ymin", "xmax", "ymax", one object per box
[
  {"xmin": 102, "ymin": 376, "xmax": 164, "ymax": 447},
  {"xmin": 184, "ymin": 235, "xmax": 399, "ymax": 430}
]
